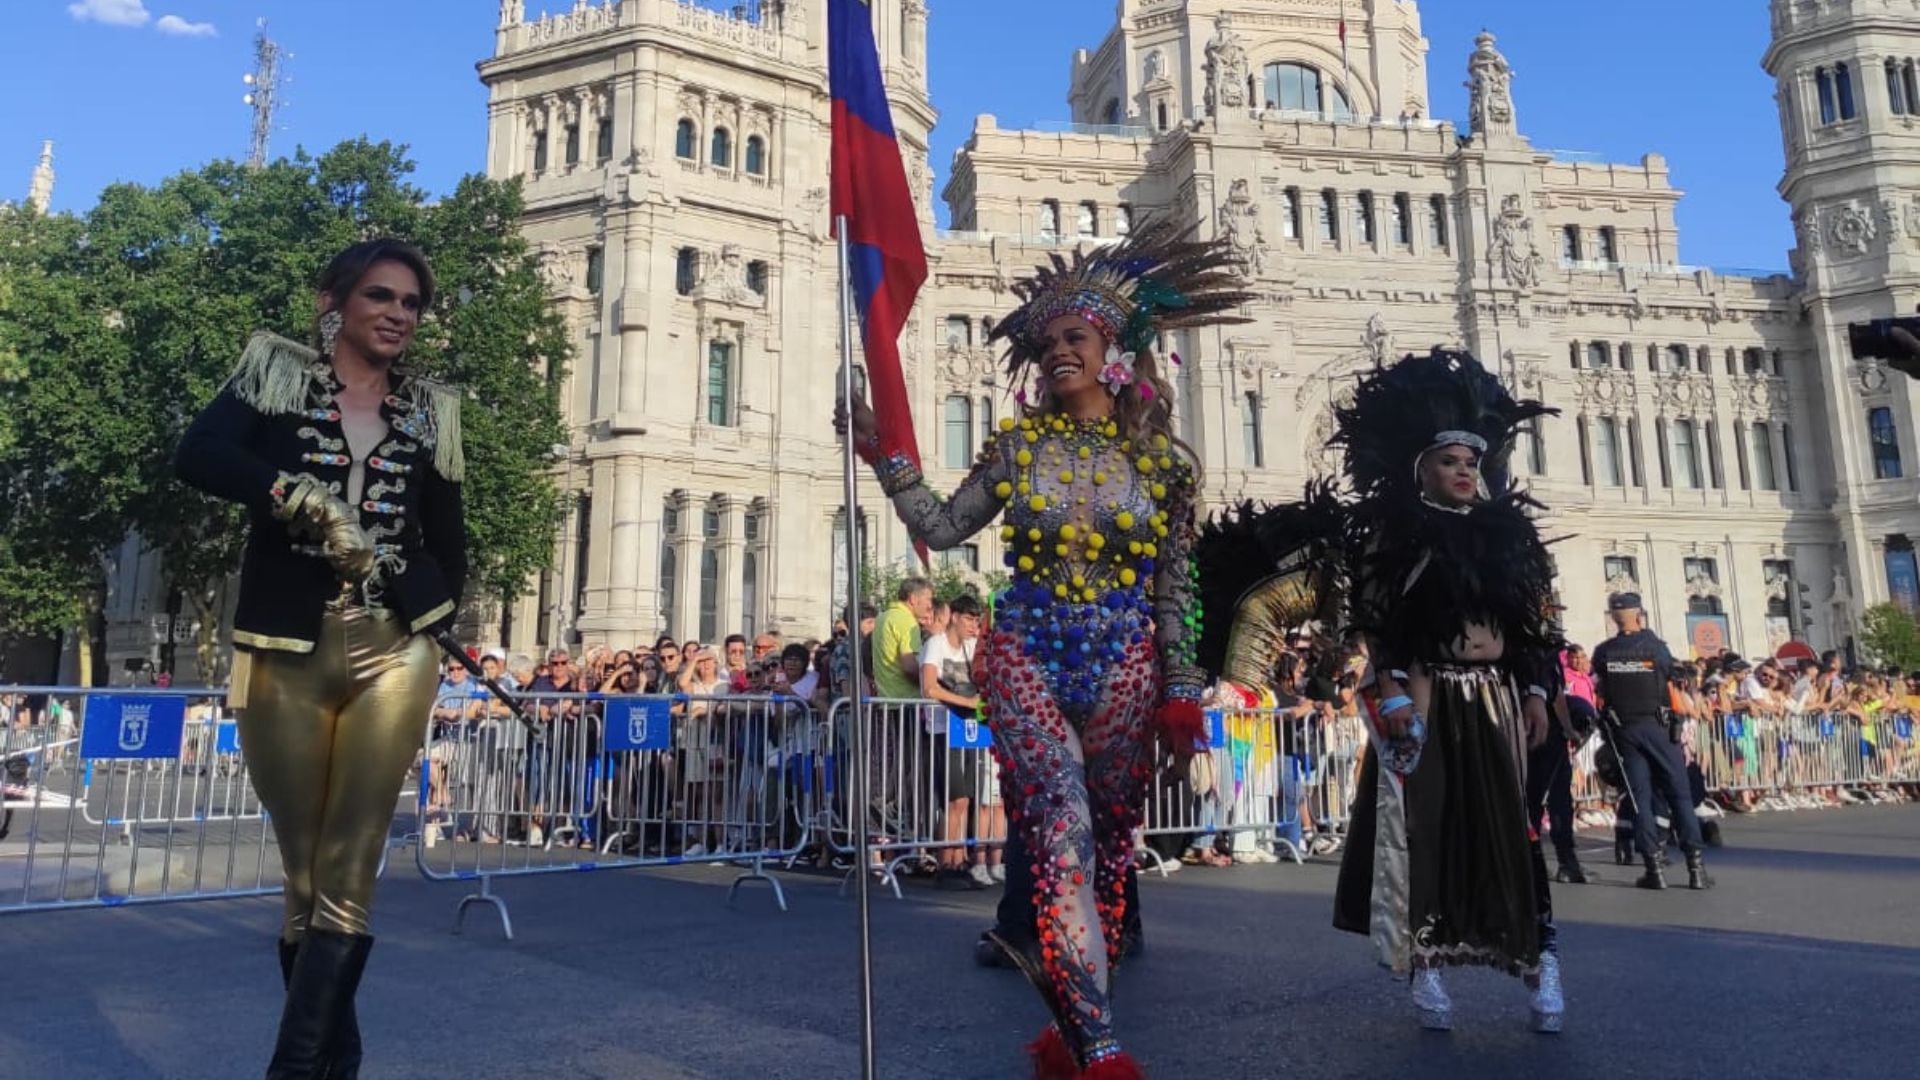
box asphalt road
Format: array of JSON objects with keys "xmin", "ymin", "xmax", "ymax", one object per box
[{"xmin": 1, "ymin": 805, "xmax": 1915, "ymax": 1080}]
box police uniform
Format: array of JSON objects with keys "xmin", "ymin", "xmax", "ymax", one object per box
[{"xmin": 1590, "ymin": 594, "xmax": 1710, "ymax": 890}]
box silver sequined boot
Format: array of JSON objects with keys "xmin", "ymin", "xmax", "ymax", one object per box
[
  {"xmin": 1411, "ymin": 968, "xmax": 1453, "ymax": 1031},
  {"xmin": 1529, "ymin": 951, "xmax": 1565, "ymax": 1033}
]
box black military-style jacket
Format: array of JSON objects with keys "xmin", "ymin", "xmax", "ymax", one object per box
[
  {"xmin": 175, "ymin": 332, "xmax": 467, "ymax": 654},
  {"xmin": 1591, "ymin": 629, "xmax": 1675, "ymax": 722}
]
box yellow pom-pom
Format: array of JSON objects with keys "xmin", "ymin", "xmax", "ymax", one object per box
[
  {"xmin": 999, "ymin": 417, "xmax": 1017, "ymax": 432},
  {"xmin": 1157, "ymin": 456, "xmax": 1172, "ymax": 470},
  {"xmin": 1059, "ymin": 524, "xmax": 1078, "ymax": 540},
  {"xmin": 1119, "ymin": 568, "xmax": 1138, "ymax": 587},
  {"xmin": 1154, "ymin": 523, "xmax": 1169, "ymax": 538},
  {"xmin": 1015, "ymin": 449, "xmax": 1033, "ymax": 467},
  {"xmin": 1129, "ymin": 541, "xmax": 1143, "ymax": 555},
  {"xmin": 1028, "ymin": 528, "xmax": 1043, "ymax": 543},
  {"xmin": 1103, "ymin": 423, "xmax": 1119, "ymax": 438},
  {"xmin": 1054, "ymin": 583, "xmax": 1070, "ymax": 598},
  {"xmin": 1151, "ymin": 483, "xmax": 1167, "ymax": 500},
  {"xmin": 1144, "ymin": 542, "xmax": 1159, "ymax": 558},
  {"xmin": 1092, "ymin": 472, "xmax": 1107, "ymax": 486},
  {"xmin": 1017, "ymin": 481, "xmax": 1032, "ymax": 495},
  {"xmin": 1024, "ymin": 430, "xmax": 1039, "ymax": 444},
  {"xmin": 1136, "ymin": 456, "xmax": 1155, "ymax": 474},
  {"xmin": 1059, "ymin": 470, "xmax": 1074, "ymax": 484},
  {"xmin": 1153, "ymin": 434, "xmax": 1169, "ymax": 450},
  {"xmin": 1055, "ymin": 543, "xmax": 1070, "ymax": 558},
  {"xmin": 1115, "ymin": 511, "xmax": 1136, "ymax": 531},
  {"xmin": 1086, "ymin": 533, "xmax": 1105, "ymax": 551},
  {"xmin": 1077, "ymin": 446, "xmax": 1091, "ymax": 460},
  {"xmin": 1071, "ymin": 575, "xmax": 1086, "ymax": 589},
  {"xmin": 1000, "ymin": 525, "xmax": 1015, "ymax": 541},
  {"xmin": 1082, "ymin": 588, "xmax": 1098, "ymax": 602},
  {"xmin": 1018, "ymin": 556, "xmax": 1035, "ymax": 572},
  {"xmin": 994, "ymin": 481, "xmax": 1013, "ymax": 499},
  {"xmin": 1030, "ymin": 495, "xmax": 1048, "ymax": 512}
]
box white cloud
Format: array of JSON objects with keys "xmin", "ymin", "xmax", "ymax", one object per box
[
  {"xmin": 67, "ymin": 0, "xmax": 152, "ymax": 27},
  {"xmin": 155, "ymin": 14, "xmax": 217, "ymax": 37}
]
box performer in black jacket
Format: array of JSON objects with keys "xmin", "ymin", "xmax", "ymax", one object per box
[{"xmin": 176, "ymin": 239, "xmax": 465, "ymax": 1079}]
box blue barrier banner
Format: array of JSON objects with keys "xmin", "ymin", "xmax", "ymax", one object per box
[
  {"xmin": 1819, "ymin": 716, "xmax": 1838, "ymax": 738},
  {"xmin": 215, "ymin": 721, "xmax": 241, "ymax": 755},
  {"xmin": 1205, "ymin": 708, "xmax": 1226, "ymax": 748},
  {"xmin": 603, "ymin": 697, "xmax": 673, "ymax": 752},
  {"xmin": 80, "ymin": 696, "xmax": 187, "ymax": 760},
  {"xmin": 948, "ymin": 710, "xmax": 993, "ymax": 748},
  {"xmin": 1896, "ymin": 716, "xmax": 1914, "ymax": 740},
  {"xmin": 1724, "ymin": 716, "xmax": 1745, "ymax": 739}
]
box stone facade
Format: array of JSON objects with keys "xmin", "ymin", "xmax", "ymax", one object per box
[{"xmin": 86, "ymin": 0, "xmax": 1920, "ymax": 681}]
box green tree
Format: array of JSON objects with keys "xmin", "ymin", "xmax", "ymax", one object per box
[
  {"xmin": 0, "ymin": 140, "xmax": 568, "ymax": 683},
  {"xmin": 1858, "ymin": 603, "xmax": 1920, "ymax": 671}
]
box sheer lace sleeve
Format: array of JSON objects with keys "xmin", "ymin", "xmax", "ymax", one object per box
[{"xmin": 870, "ymin": 430, "xmax": 1016, "ymax": 552}]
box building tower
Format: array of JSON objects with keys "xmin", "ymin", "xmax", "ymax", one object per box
[
  {"xmin": 1766, "ymin": 0, "xmax": 1920, "ymax": 622},
  {"xmin": 26, "ymin": 140, "xmax": 54, "ymax": 212}
]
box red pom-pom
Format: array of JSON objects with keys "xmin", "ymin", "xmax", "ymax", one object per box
[
  {"xmin": 1026, "ymin": 1027, "xmax": 1078, "ymax": 1080},
  {"xmin": 1155, "ymin": 699, "xmax": 1207, "ymax": 753},
  {"xmin": 1081, "ymin": 1052, "xmax": 1147, "ymax": 1080}
]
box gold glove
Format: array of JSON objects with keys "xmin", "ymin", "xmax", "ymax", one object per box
[{"xmin": 272, "ymin": 474, "xmax": 376, "ymax": 583}]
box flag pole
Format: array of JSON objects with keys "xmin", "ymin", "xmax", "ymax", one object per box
[{"xmin": 835, "ymin": 214, "xmax": 879, "ymax": 1080}]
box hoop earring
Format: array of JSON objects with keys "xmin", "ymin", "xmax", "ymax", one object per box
[{"xmin": 318, "ymin": 310, "xmax": 343, "ymax": 358}]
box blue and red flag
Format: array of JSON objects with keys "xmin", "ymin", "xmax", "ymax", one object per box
[{"xmin": 829, "ymin": 0, "xmax": 929, "ymax": 500}]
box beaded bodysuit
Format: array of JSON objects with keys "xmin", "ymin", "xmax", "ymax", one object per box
[{"xmin": 876, "ymin": 412, "xmax": 1199, "ymax": 1062}]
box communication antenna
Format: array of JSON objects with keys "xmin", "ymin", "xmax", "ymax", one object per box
[{"xmin": 242, "ymin": 19, "xmax": 291, "ymax": 168}]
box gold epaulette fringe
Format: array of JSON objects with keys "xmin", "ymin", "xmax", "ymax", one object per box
[
  {"xmin": 229, "ymin": 331, "xmax": 319, "ymax": 416},
  {"xmin": 412, "ymin": 377, "xmax": 465, "ymax": 483}
]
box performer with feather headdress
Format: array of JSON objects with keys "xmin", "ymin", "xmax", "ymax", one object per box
[
  {"xmin": 837, "ymin": 220, "xmax": 1252, "ymax": 1078},
  {"xmin": 1325, "ymin": 349, "xmax": 1568, "ymax": 1033}
]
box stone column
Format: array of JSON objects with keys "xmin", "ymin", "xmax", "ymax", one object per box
[
  {"xmin": 605, "ymin": 455, "xmax": 644, "ymax": 623},
  {"xmin": 673, "ymin": 493, "xmax": 704, "ymax": 642},
  {"xmin": 715, "ymin": 495, "xmax": 745, "ymax": 640}
]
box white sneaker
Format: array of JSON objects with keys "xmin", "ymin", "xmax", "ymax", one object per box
[
  {"xmin": 1238, "ymin": 849, "xmax": 1279, "ymax": 864},
  {"xmin": 684, "ymin": 842, "xmax": 707, "ymax": 858},
  {"xmin": 969, "ymin": 864, "xmax": 995, "ymax": 888},
  {"xmin": 990, "ymin": 864, "xmax": 1007, "ymax": 883},
  {"xmin": 528, "ymin": 825, "xmax": 545, "ymax": 846},
  {"xmin": 1412, "ymin": 969, "xmax": 1453, "ymax": 1031}
]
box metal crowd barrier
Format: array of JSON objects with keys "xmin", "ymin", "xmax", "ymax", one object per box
[
  {"xmin": 1139, "ymin": 707, "xmax": 1312, "ymax": 874},
  {"xmin": 822, "ymin": 698, "xmax": 1008, "ymax": 899},
  {"xmin": 413, "ymin": 690, "xmax": 817, "ymax": 938},
  {"xmin": 0, "ymin": 687, "xmax": 280, "ymax": 915},
  {"xmin": 1560, "ymin": 708, "xmax": 1920, "ymax": 818}
]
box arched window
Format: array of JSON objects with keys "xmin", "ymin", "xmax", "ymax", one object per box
[
  {"xmin": 944, "ymin": 315, "xmax": 972, "ymax": 348},
  {"xmin": 1330, "ymin": 83, "xmax": 1355, "ymax": 122},
  {"xmin": 1039, "ymin": 200, "xmax": 1060, "ymax": 241},
  {"xmin": 944, "ymin": 395, "xmax": 973, "ymax": 470},
  {"xmin": 1837, "ymin": 62, "xmax": 1858, "ymax": 120},
  {"xmin": 710, "ymin": 126, "xmax": 733, "ymax": 168},
  {"xmin": 745, "ymin": 135, "xmax": 766, "ymax": 176},
  {"xmin": 1817, "ymin": 66, "xmax": 1838, "ymax": 125},
  {"xmin": 675, "ymin": 118, "xmax": 696, "ymax": 160},
  {"xmin": 1264, "ymin": 62, "xmax": 1324, "ymax": 114},
  {"xmin": 675, "ymin": 247, "xmax": 698, "ymax": 296}
]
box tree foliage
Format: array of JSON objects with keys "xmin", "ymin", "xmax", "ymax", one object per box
[
  {"xmin": 1858, "ymin": 603, "xmax": 1920, "ymax": 672},
  {"xmin": 0, "ymin": 140, "xmax": 568, "ymax": 679}
]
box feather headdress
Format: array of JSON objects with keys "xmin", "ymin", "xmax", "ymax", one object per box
[
  {"xmin": 1332, "ymin": 349, "xmax": 1554, "ymax": 504},
  {"xmin": 988, "ymin": 217, "xmax": 1256, "ymax": 389}
]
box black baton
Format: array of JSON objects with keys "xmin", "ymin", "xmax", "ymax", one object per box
[{"xmin": 432, "ymin": 631, "xmax": 540, "ymax": 734}]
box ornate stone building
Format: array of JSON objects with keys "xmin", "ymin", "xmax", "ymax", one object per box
[
  {"xmin": 82, "ymin": 0, "xmax": 1920, "ymax": 683},
  {"xmin": 465, "ymin": 0, "xmax": 1920, "ymax": 659}
]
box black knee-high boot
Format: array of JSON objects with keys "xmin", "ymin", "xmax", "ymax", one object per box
[
  {"xmin": 275, "ymin": 939, "xmax": 362, "ymax": 1079},
  {"xmin": 267, "ymin": 930, "xmax": 372, "ymax": 1079}
]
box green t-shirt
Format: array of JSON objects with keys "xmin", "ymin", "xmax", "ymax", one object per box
[{"xmin": 873, "ymin": 601, "xmax": 924, "ymax": 700}]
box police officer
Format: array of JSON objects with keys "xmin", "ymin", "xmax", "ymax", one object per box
[{"xmin": 1591, "ymin": 593, "xmax": 1713, "ymax": 890}]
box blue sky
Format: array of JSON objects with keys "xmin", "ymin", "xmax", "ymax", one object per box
[{"xmin": 4, "ymin": 1, "xmax": 1791, "ymax": 270}]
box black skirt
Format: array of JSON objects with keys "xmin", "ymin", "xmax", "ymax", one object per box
[{"xmin": 1334, "ymin": 663, "xmax": 1540, "ymax": 978}]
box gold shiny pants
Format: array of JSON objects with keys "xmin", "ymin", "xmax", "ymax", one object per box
[{"xmin": 241, "ymin": 608, "xmax": 438, "ymax": 941}]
